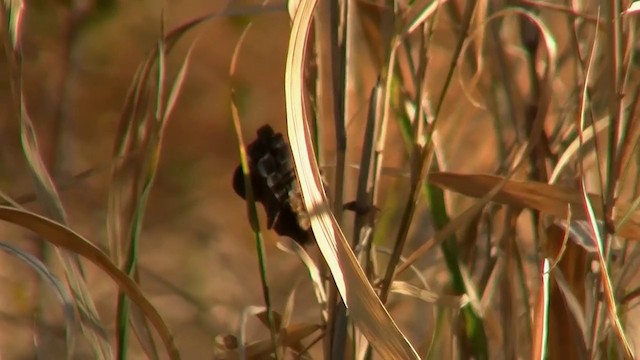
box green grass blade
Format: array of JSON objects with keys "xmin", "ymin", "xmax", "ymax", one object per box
[{"xmin": 426, "ymin": 180, "xmax": 488, "ymax": 359}]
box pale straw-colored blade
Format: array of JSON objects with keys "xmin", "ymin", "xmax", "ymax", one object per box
[{"xmin": 285, "ymin": 0, "xmax": 419, "ymax": 358}]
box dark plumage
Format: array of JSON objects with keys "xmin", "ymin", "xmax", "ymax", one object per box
[{"xmin": 232, "ymin": 125, "xmax": 312, "ymax": 245}]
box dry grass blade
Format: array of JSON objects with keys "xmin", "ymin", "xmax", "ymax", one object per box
[
  {"xmin": 553, "ymin": 269, "xmax": 588, "ymax": 343},
  {"xmin": 19, "ymin": 105, "xmax": 108, "ymax": 356},
  {"xmin": 549, "ymin": 117, "xmax": 608, "ymax": 183},
  {"xmin": 109, "ymin": 57, "xmax": 154, "ymax": 358},
  {"xmin": 218, "ymin": 323, "xmax": 321, "ymax": 360},
  {"xmin": 430, "ymin": 172, "xmax": 589, "ymax": 217},
  {"xmin": 427, "ymin": 172, "xmax": 640, "ymax": 239},
  {"xmin": 288, "ymin": 0, "xmax": 301, "ymax": 19},
  {"xmin": 285, "ymin": 0, "xmax": 419, "ymax": 357},
  {"xmin": 239, "ymin": 306, "xmax": 267, "ymax": 359},
  {"xmin": 532, "ymin": 259, "xmax": 550, "ymax": 360},
  {"xmin": 129, "ymin": 294, "xmax": 160, "ymax": 360},
  {"xmin": 396, "ymin": 7, "xmax": 558, "ymax": 280},
  {"xmin": 458, "ymin": 263, "xmax": 484, "ymax": 317},
  {"xmin": 0, "ymin": 241, "xmax": 76, "ymax": 331},
  {"xmin": 19, "ymin": 102, "xmax": 109, "ymax": 358},
  {"xmin": 394, "ymin": 149, "xmax": 524, "ymax": 277},
  {"xmin": 552, "ymin": 220, "xmax": 598, "ymax": 255},
  {"xmin": 0, "ymin": 206, "xmax": 180, "ymax": 359},
  {"xmin": 0, "ymin": 3, "xmax": 112, "ymax": 357},
  {"xmin": 277, "ymin": 240, "xmax": 328, "ymax": 321},
  {"xmin": 573, "ymin": 12, "xmax": 633, "ymax": 356},
  {"xmin": 521, "ymin": 0, "xmax": 601, "ymax": 24},
  {"xmin": 543, "ymin": 225, "xmax": 588, "ymax": 360},
  {"xmin": 403, "ymin": 0, "xmax": 449, "ymax": 35},
  {"xmin": 580, "ymin": 186, "xmax": 634, "ymax": 358},
  {"xmin": 19, "ymin": 101, "xmax": 67, "ymax": 224},
  {"xmin": 107, "ymin": 61, "xmax": 147, "ymax": 265},
  {"xmin": 281, "ymin": 290, "xmax": 296, "ymax": 333},
  {"xmin": 626, "ymin": 1, "xmax": 640, "ymax": 15},
  {"xmin": 390, "ymin": 281, "xmax": 464, "ymax": 307},
  {"xmin": 162, "ymin": 44, "xmax": 195, "ymax": 124}
]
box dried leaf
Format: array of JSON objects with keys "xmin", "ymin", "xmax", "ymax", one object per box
[{"xmin": 428, "ymin": 172, "xmax": 640, "ymax": 239}]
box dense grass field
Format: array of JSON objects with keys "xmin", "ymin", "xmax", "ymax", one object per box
[{"xmin": 1, "ymin": 0, "xmax": 640, "ymax": 359}]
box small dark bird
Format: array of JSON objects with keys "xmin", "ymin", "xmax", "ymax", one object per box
[{"xmin": 232, "ymin": 125, "xmax": 312, "ymax": 245}]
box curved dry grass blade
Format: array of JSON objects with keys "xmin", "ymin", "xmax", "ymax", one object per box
[
  {"xmin": 288, "ymin": 0, "xmax": 301, "ymax": 20},
  {"xmin": 282, "ymin": 289, "xmax": 296, "ymax": 332},
  {"xmin": 403, "ymin": 0, "xmax": 449, "ymax": 35},
  {"xmin": 129, "ymin": 290, "xmax": 160, "ymax": 360},
  {"xmin": 277, "ymin": 240, "xmax": 328, "ymax": 321},
  {"xmin": 390, "ymin": 281, "xmax": 463, "ymax": 307},
  {"xmin": 240, "ymin": 305, "xmax": 267, "ymax": 359},
  {"xmin": 0, "ymin": 5, "xmax": 111, "ymax": 356},
  {"xmin": 626, "ymin": 1, "xmax": 640, "ymax": 15},
  {"xmin": 0, "ymin": 168, "xmax": 97, "ymax": 207},
  {"xmin": 285, "ymin": 0, "xmax": 419, "ymax": 357},
  {"xmin": 519, "ymin": 0, "xmax": 601, "ymax": 24},
  {"xmin": 430, "ymin": 172, "xmax": 590, "ymax": 218},
  {"xmin": 19, "ymin": 100, "xmax": 67, "ymax": 224},
  {"xmin": 162, "ymin": 44, "xmax": 195, "ymax": 124},
  {"xmin": 375, "ymin": 247, "xmax": 430, "ymax": 289},
  {"xmin": 549, "ymin": 117, "xmax": 608, "ymax": 183},
  {"xmin": 220, "ymin": 323, "xmax": 321, "ymax": 360},
  {"xmin": 580, "ymin": 185, "xmax": 634, "ymax": 358},
  {"xmin": 547, "ymin": 209, "xmax": 573, "ymax": 270},
  {"xmin": 0, "ymin": 241, "xmax": 77, "ymax": 350},
  {"xmin": 572, "ymin": 14, "xmax": 624, "ymax": 356},
  {"xmin": 553, "ymin": 219, "xmax": 599, "ymax": 254},
  {"xmin": 0, "ymin": 206, "xmax": 180, "ymax": 359},
  {"xmin": 427, "ymin": 172, "xmax": 640, "ymax": 239},
  {"xmin": 280, "ymin": 289, "xmax": 312, "ymax": 356}
]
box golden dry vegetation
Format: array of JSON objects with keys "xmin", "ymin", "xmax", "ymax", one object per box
[{"xmin": 1, "ymin": 0, "xmax": 640, "ymax": 359}]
